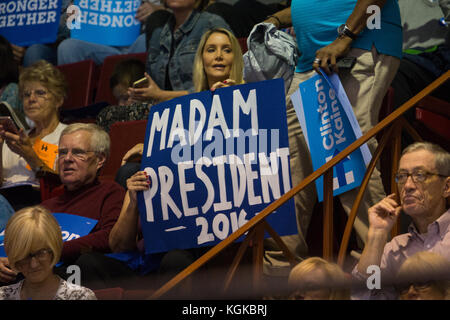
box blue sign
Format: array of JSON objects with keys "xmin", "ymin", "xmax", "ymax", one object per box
[
  {"xmin": 70, "ymin": 0, "xmax": 141, "ymax": 46},
  {"xmin": 0, "ymin": 0, "xmax": 62, "ymax": 46},
  {"xmin": 291, "ymin": 71, "xmax": 372, "ymax": 202},
  {"xmin": 0, "ymin": 213, "xmax": 97, "ymax": 257},
  {"xmin": 138, "ymin": 79, "xmax": 297, "ymax": 254}
]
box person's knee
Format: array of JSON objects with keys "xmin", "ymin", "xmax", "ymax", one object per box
[
  {"xmin": 23, "ymin": 44, "xmax": 56, "ymax": 66},
  {"xmin": 159, "ymin": 249, "xmax": 195, "ymax": 275},
  {"xmin": 57, "ymin": 39, "xmax": 83, "ymax": 65}
]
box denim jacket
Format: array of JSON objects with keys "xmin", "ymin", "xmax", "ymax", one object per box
[{"xmin": 146, "ymin": 10, "xmax": 230, "ymax": 93}]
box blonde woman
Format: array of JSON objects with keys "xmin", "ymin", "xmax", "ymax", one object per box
[
  {"xmin": 396, "ymin": 251, "xmax": 450, "ymax": 300},
  {"xmin": 288, "ymin": 257, "xmax": 350, "ymax": 300},
  {"xmin": 128, "ymin": 0, "xmax": 230, "ymax": 103},
  {"xmin": 0, "ymin": 206, "xmax": 96, "ymax": 300},
  {"xmin": 193, "ymin": 27, "xmax": 244, "ymax": 92},
  {"xmin": 115, "ymin": 27, "xmax": 245, "ymax": 188}
]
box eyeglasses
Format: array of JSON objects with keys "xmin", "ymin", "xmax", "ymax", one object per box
[
  {"xmin": 395, "ymin": 170, "xmax": 447, "ymax": 185},
  {"xmin": 15, "ymin": 248, "xmax": 53, "ymax": 269},
  {"xmin": 22, "ymin": 89, "xmax": 49, "ymax": 100},
  {"xmin": 58, "ymin": 148, "xmax": 95, "ymax": 161},
  {"xmin": 395, "ymin": 281, "xmax": 435, "ymax": 295}
]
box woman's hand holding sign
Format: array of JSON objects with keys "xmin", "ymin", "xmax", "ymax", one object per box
[
  {"xmin": 109, "ymin": 171, "xmax": 150, "ymax": 253},
  {"xmin": 210, "ymin": 79, "xmax": 236, "ymax": 92},
  {"xmin": 126, "ymin": 171, "xmax": 151, "ymax": 205}
]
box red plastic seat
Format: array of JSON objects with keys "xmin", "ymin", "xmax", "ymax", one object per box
[
  {"xmin": 56, "ymin": 59, "xmax": 98, "ymax": 110},
  {"xmin": 238, "ymin": 37, "xmax": 248, "ymax": 54},
  {"xmin": 415, "ymin": 95, "xmax": 450, "ymax": 144},
  {"xmin": 101, "ymin": 119, "xmax": 148, "ymax": 179},
  {"xmin": 94, "ymin": 53, "xmax": 147, "ymax": 106},
  {"xmin": 94, "ymin": 287, "xmax": 124, "ymax": 300}
]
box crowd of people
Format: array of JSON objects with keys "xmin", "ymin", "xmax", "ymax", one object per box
[{"xmin": 0, "ymin": 0, "xmax": 448, "ymax": 300}]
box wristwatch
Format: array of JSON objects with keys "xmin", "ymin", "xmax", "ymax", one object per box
[{"xmin": 337, "ymin": 24, "xmax": 357, "ymax": 40}]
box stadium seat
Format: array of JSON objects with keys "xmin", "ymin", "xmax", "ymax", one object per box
[
  {"xmin": 414, "ymin": 95, "xmax": 450, "ymax": 148},
  {"xmin": 56, "ymin": 59, "xmax": 98, "ymax": 110},
  {"xmin": 101, "ymin": 119, "xmax": 148, "ymax": 180},
  {"xmin": 238, "ymin": 37, "xmax": 248, "ymax": 54},
  {"xmin": 94, "ymin": 52, "xmax": 147, "ymax": 106},
  {"xmin": 94, "ymin": 287, "xmax": 124, "ymax": 300}
]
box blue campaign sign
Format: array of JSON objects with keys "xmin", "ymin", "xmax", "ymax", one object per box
[
  {"xmin": 137, "ymin": 79, "xmax": 297, "ymax": 254},
  {"xmin": 52, "ymin": 213, "xmax": 98, "ymax": 241},
  {"xmin": 291, "ymin": 71, "xmax": 372, "ymax": 202},
  {"xmin": 0, "ymin": 0, "xmax": 62, "ymax": 46},
  {"xmin": 0, "ymin": 213, "xmax": 97, "ymax": 257},
  {"xmin": 70, "ymin": 0, "xmax": 141, "ymax": 46}
]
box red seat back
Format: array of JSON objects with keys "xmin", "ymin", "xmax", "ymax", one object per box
[
  {"xmin": 94, "ymin": 287, "xmax": 124, "ymax": 300},
  {"xmin": 56, "ymin": 59, "xmax": 98, "ymax": 110},
  {"xmin": 238, "ymin": 37, "xmax": 248, "ymax": 54},
  {"xmin": 101, "ymin": 119, "xmax": 148, "ymax": 179},
  {"xmin": 94, "ymin": 53, "xmax": 147, "ymax": 106}
]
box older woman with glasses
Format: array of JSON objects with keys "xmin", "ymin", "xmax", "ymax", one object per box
[
  {"xmin": 0, "ymin": 206, "xmax": 96, "ymax": 300},
  {"xmin": 0, "ymin": 60, "xmax": 68, "ymax": 211},
  {"xmin": 396, "ymin": 251, "xmax": 450, "ymax": 300}
]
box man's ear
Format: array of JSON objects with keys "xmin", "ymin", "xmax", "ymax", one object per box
[
  {"xmin": 443, "ymin": 176, "xmax": 450, "ymax": 199},
  {"xmin": 96, "ymin": 153, "xmax": 107, "ymax": 170}
]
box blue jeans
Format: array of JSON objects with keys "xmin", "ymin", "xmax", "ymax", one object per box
[
  {"xmin": 23, "ymin": 43, "xmax": 57, "ymax": 67},
  {"xmin": 57, "ymin": 33, "xmax": 146, "ymax": 65},
  {"xmin": 0, "ymin": 194, "xmax": 14, "ymax": 231}
]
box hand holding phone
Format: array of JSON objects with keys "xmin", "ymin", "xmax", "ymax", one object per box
[
  {"xmin": 0, "ymin": 116, "xmax": 19, "ymax": 135},
  {"xmin": 133, "ymin": 77, "xmax": 149, "ymax": 89}
]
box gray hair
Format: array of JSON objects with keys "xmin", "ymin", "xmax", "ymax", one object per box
[
  {"xmin": 60, "ymin": 123, "xmax": 110, "ymax": 158},
  {"xmin": 402, "ymin": 142, "xmax": 450, "ymax": 176}
]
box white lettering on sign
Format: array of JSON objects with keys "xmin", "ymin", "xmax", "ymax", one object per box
[
  {"xmin": 73, "ymin": 0, "xmax": 140, "ymax": 28},
  {"xmin": 61, "ymin": 231, "xmax": 81, "ymax": 241},
  {"xmin": 142, "ymin": 85, "xmax": 291, "ymax": 246},
  {"xmin": 0, "ymin": 0, "xmax": 58, "ymax": 28},
  {"xmin": 315, "ymin": 78, "xmax": 346, "ymax": 151},
  {"xmin": 146, "ymin": 89, "xmax": 259, "ymax": 157}
]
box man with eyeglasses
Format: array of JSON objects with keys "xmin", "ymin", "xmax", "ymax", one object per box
[
  {"xmin": 40, "ymin": 123, "xmax": 125, "ymax": 265},
  {"xmin": 0, "ymin": 123, "xmax": 125, "ymax": 285},
  {"xmin": 351, "ymin": 141, "xmax": 449, "ymax": 300}
]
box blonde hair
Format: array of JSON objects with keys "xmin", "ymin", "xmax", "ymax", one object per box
[
  {"xmin": 4, "ymin": 206, "xmax": 63, "ymax": 271},
  {"xmin": 19, "ymin": 60, "xmax": 68, "ymax": 103},
  {"xmin": 288, "ymin": 257, "xmax": 350, "ymax": 300},
  {"xmin": 193, "ymin": 28, "xmax": 244, "ymax": 92},
  {"xmin": 397, "ymin": 251, "xmax": 450, "ymax": 299}
]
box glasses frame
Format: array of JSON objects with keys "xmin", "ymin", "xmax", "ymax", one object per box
[
  {"xmin": 57, "ymin": 148, "xmax": 96, "ymax": 161},
  {"xmin": 22, "ymin": 89, "xmax": 49, "ymax": 100},
  {"xmin": 396, "ymin": 280, "xmax": 436, "ymax": 296},
  {"xmin": 15, "ymin": 248, "xmax": 53, "ymax": 270},
  {"xmin": 395, "ymin": 170, "xmax": 447, "ymax": 185}
]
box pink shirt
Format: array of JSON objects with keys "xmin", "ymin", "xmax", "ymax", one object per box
[{"xmin": 352, "ymin": 208, "xmax": 450, "ymax": 299}]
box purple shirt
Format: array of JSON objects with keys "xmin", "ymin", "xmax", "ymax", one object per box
[{"xmin": 352, "ymin": 208, "xmax": 450, "ymax": 299}]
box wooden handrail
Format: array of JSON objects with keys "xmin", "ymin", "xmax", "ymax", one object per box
[{"xmin": 149, "ymin": 70, "xmax": 450, "ymax": 299}]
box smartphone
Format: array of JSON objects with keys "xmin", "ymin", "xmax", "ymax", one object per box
[
  {"xmin": 133, "ymin": 77, "xmax": 149, "ymax": 88},
  {"xmin": 0, "ymin": 116, "xmax": 19, "ymax": 134},
  {"xmin": 336, "ymin": 57, "xmax": 357, "ymax": 69}
]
